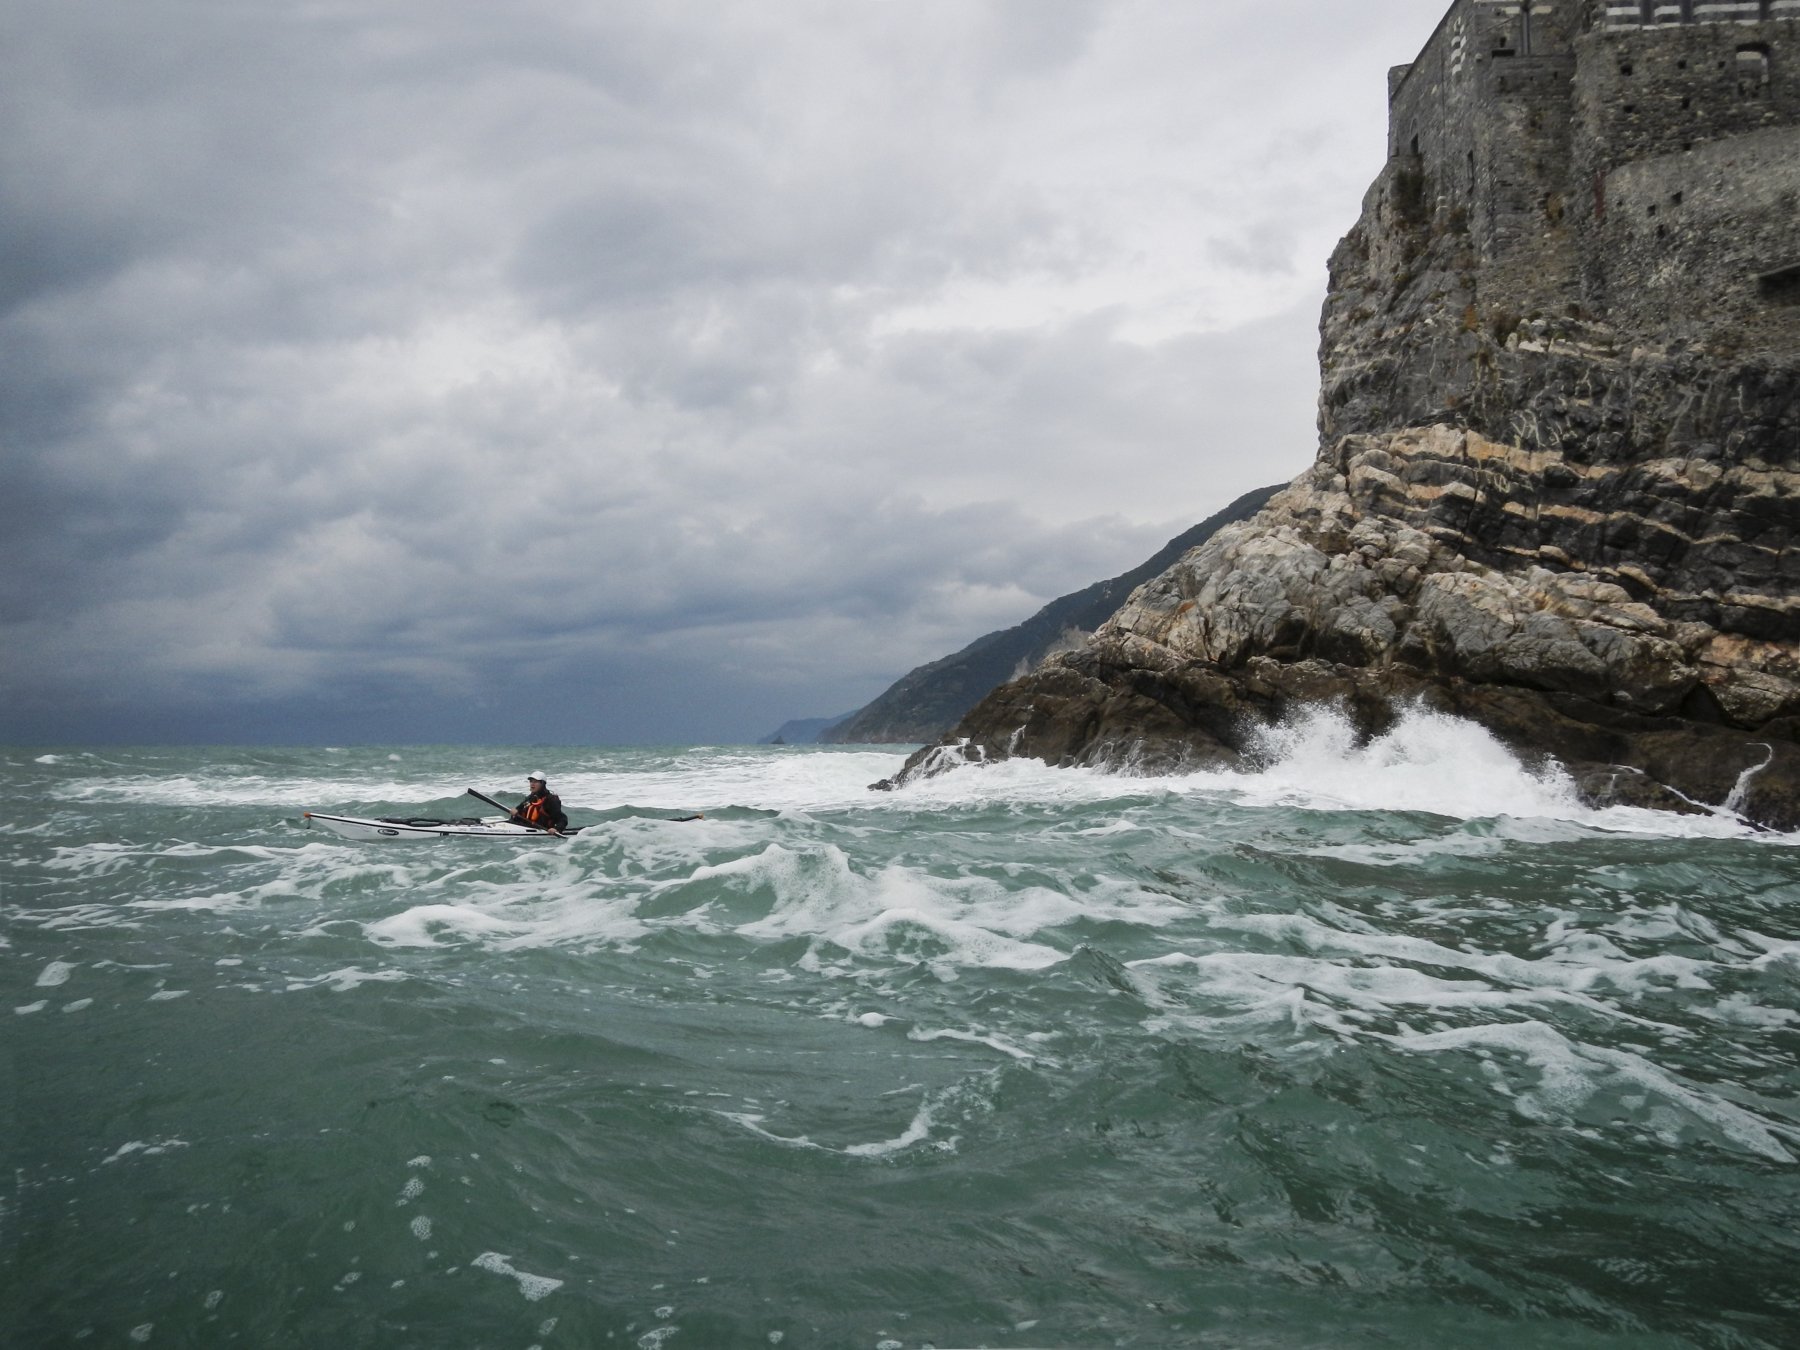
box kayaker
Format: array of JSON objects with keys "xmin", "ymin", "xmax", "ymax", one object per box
[{"xmin": 511, "ymin": 773, "xmax": 569, "ymax": 834}]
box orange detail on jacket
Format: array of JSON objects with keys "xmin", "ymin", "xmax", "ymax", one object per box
[{"xmin": 518, "ymin": 796, "xmax": 553, "ymax": 826}]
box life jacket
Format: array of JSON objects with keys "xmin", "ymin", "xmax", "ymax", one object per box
[{"xmin": 518, "ymin": 793, "xmax": 554, "ymax": 826}]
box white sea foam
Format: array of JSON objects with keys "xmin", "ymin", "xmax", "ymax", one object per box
[
  {"xmin": 907, "ymin": 1026, "xmax": 1038, "ymax": 1061},
  {"xmin": 843, "ymin": 1101, "xmax": 937, "ymax": 1157},
  {"xmin": 1185, "ymin": 911, "xmax": 1721, "ymax": 1033},
  {"xmin": 364, "ymin": 905, "xmax": 534, "ymax": 948},
  {"xmin": 714, "ymin": 1102, "xmax": 943, "ymax": 1159},
  {"xmin": 689, "ymin": 842, "xmax": 1182, "ymax": 975},
  {"xmin": 129, "ymin": 892, "xmax": 266, "ymax": 914},
  {"xmin": 285, "ymin": 967, "xmax": 410, "ymax": 993},
  {"xmin": 1388, "ymin": 1020, "xmax": 1795, "ymax": 1162},
  {"xmin": 37, "ymin": 960, "xmax": 76, "ymax": 987},
  {"xmin": 1708, "ymin": 993, "xmax": 1799, "ymax": 1028},
  {"xmin": 101, "ymin": 1138, "xmax": 190, "ymax": 1165},
  {"xmin": 471, "ymin": 1251, "xmax": 563, "ymax": 1301}
]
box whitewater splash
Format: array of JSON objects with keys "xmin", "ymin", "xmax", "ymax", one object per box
[
  {"xmin": 1235, "ymin": 703, "xmax": 1578, "ymax": 818},
  {"xmin": 899, "ymin": 703, "xmax": 1764, "ymax": 838}
]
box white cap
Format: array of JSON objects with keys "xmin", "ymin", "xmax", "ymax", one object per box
[{"xmin": 527, "ymin": 771, "xmax": 547, "ymax": 783}]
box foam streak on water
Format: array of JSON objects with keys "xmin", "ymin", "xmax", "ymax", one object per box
[{"xmin": 4, "ymin": 714, "xmax": 1799, "ymax": 1348}]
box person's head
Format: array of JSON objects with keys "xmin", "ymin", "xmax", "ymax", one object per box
[{"xmin": 527, "ymin": 772, "xmax": 547, "ymax": 793}]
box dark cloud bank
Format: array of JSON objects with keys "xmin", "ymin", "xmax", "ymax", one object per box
[{"xmin": 0, "ymin": 0, "xmax": 1428, "ymax": 744}]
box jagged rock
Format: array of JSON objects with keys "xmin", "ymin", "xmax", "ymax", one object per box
[{"xmin": 877, "ymin": 1, "xmax": 1800, "ymax": 829}]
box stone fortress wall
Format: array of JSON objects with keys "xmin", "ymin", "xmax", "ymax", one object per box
[{"xmin": 1377, "ymin": 0, "xmax": 1800, "ymax": 343}]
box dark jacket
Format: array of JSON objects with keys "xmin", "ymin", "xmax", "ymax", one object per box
[{"xmin": 514, "ymin": 789, "xmax": 568, "ymax": 832}]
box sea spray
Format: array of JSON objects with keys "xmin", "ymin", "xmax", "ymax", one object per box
[{"xmin": 1241, "ymin": 701, "xmax": 1581, "ymax": 819}]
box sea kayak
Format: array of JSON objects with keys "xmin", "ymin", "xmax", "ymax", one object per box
[{"xmin": 302, "ymin": 812, "xmax": 582, "ymax": 841}]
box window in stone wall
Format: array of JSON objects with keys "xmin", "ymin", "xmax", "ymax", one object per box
[
  {"xmin": 1737, "ymin": 45, "xmax": 1771, "ymax": 96},
  {"xmin": 1759, "ymin": 264, "xmax": 1800, "ymax": 307}
]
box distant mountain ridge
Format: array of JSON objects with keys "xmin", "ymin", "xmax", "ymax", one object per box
[{"xmin": 821, "ymin": 485, "xmax": 1282, "ymax": 745}]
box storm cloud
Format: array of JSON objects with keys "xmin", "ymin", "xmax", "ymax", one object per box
[{"xmin": 2, "ymin": 0, "xmax": 1429, "ymax": 744}]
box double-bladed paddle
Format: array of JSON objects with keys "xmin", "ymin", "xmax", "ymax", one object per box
[
  {"xmin": 467, "ymin": 787, "xmax": 703, "ymax": 829},
  {"xmin": 465, "ymin": 786, "xmax": 555, "ymax": 832}
]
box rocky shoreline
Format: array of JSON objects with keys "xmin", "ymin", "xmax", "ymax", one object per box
[
  {"xmin": 878, "ymin": 4, "xmax": 1799, "ymax": 829},
  {"xmin": 878, "ymin": 438, "xmax": 1798, "ymax": 827}
]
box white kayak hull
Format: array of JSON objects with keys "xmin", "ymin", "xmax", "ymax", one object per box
[{"xmin": 302, "ymin": 812, "xmax": 578, "ymax": 841}]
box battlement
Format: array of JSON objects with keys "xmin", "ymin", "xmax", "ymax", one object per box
[{"xmin": 1604, "ymin": 2, "xmax": 1800, "ymax": 28}]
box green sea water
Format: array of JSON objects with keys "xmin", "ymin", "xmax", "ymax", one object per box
[{"xmin": 4, "ymin": 714, "xmax": 1799, "ymax": 1348}]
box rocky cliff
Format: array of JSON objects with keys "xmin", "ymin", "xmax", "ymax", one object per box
[{"xmin": 879, "ymin": 6, "xmax": 1800, "ymax": 828}]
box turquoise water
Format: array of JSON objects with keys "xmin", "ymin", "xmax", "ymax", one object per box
[{"xmin": 5, "ymin": 714, "xmax": 1799, "ymax": 1348}]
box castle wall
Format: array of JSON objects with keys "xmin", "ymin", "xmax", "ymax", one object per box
[
  {"xmin": 1377, "ymin": 0, "xmax": 1800, "ymax": 344},
  {"xmin": 1582, "ymin": 124, "xmax": 1800, "ymax": 336},
  {"xmin": 1572, "ymin": 16, "xmax": 1800, "ymax": 337},
  {"xmin": 1383, "ymin": 2, "xmax": 1583, "ymax": 310},
  {"xmin": 1386, "ymin": 5, "xmax": 1479, "ymax": 178},
  {"xmin": 1474, "ymin": 54, "xmax": 1582, "ymax": 307},
  {"xmin": 1575, "ymin": 19, "xmax": 1800, "ymax": 167}
]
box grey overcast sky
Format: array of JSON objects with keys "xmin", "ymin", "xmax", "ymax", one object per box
[{"xmin": 1, "ymin": 0, "xmax": 1431, "ymax": 746}]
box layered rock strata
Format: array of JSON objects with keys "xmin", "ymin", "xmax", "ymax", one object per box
[{"xmin": 880, "ymin": 0, "xmax": 1800, "ymax": 827}]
